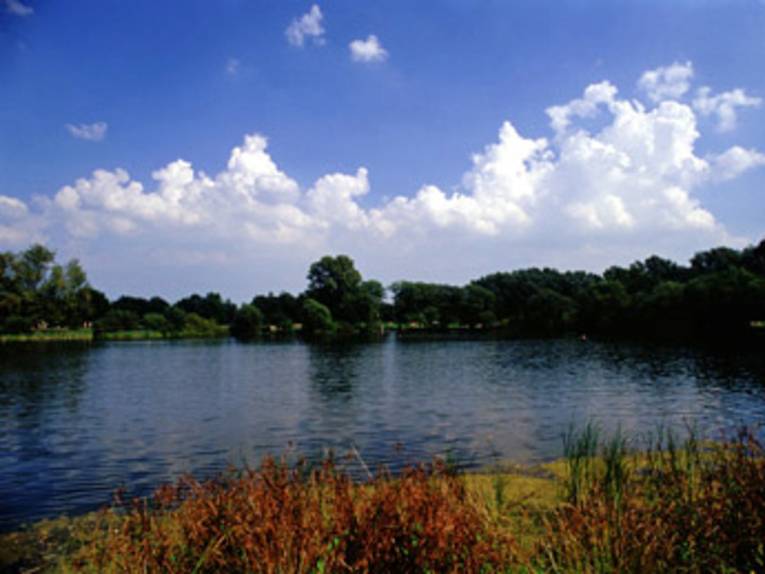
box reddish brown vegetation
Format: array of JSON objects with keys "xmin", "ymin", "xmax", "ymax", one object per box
[
  {"xmin": 68, "ymin": 459, "xmax": 515, "ymax": 573},
  {"xmin": 40, "ymin": 428, "xmax": 765, "ymax": 573},
  {"xmin": 539, "ymin": 429, "xmax": 765, "ymax": 573}
]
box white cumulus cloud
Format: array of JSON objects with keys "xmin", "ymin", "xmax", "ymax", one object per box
[
  {"xmin": 693, "ymin": 87, "xmax": 762, "ymax": 132},
  {"xmin": 285, "ymin": 5, "xmax": 325, "ymax": 47},
  {"xmin": 638, "ymin": 61, "xmax": 694, "ymax": 103},
  {"xmin": 0, "ymin": 196, "xmax": 28, "ymax": 219},
  {"xmin": 66, "ymin": 122, "xmax": 108, "ymax": 142},
  {"xmin": 0, "ymin": 196, "xmax": 44, "ymax": 246},
  {"xmin": 1, "ymin": 62, "xmax": 763, "ymax": 297},
  {"xmin": 349, "ymin": 35, "xmax": 388, "ymax": 63},
  {"xmin": 709, "ymin": 146, "xmax": 765, "ymax": 181}
]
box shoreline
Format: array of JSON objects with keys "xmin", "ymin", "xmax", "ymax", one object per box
[
  {"xmin": 0, "ymin": 460, "xmax": 563, "ymax": 573},
  {"xmin": 3, "ymin": 431, "xmax": 763, "ymax": 572}
]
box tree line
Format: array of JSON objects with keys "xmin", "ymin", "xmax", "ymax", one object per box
[{"xmin": 1, "ymin": 240, "xmax": 764, "ymax": 341}]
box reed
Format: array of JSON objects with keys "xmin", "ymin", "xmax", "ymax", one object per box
[{"xmin": 538, "ymin": 427, "xmax": 765, "ymax": 573}]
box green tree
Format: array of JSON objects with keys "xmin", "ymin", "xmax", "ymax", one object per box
[
  {"xmin": 523, "ymin": 288, "xmax": 577, "ymax": 335},
  {"xmin": 0, "ymin": 245, "xmax": 98, "ymax": 331},
  {"xmin": 305, "ymin": 255, "xmax": 362, "ymax": 321},
  {"xmin": 143, "ymin": 312, "xmax": 170, "ymax": 333},
  {"xmin": 301, "ymin": 298, "xmax": 336, "ymax": 336},
  {"xmin": 461, "ymin": 284, "xmax": 496, "ymax": 326},
  {"xmin": 230, "ymin": 304, "xmax": 264, "ymax": 340},
  {"xmin": 690, "ymin": 247, "xmax": 741, "ymax": 276},
  {"xmin": 252, "ymin": 292, "xmax": 301, "ymax": 329},
  {"xmin": 94, "ymin": 309, "xmax": 141, "ymax": 333},
  {"xmin": 163, "ymin": 307, "xmax": 188, "ymax": 332},
  {"xmin": 176, "ymin": 292, "xmax": 236, "ymax": 324}
]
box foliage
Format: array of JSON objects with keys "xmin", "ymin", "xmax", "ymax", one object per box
[
  {"xmin": 175, "ymin": 292, "xmax": 237, "ymax": 325},
  {"xmin": 5, "ymin": 429, "xmax": 765, "ymax": 573},
  {"xmin": 94, "ymin": 309, "xmax": 142, "ymax": 333},
  {"xmin": 64, "ymin": 459, "xmax": 515, "ymax": 573},
  {"xmin": 539, "ymin": 427, "xmax": 765, "ymax": 573},
  {"xmin": 94, "ymin": 308, "xmax": 227, "ymax": 339},
  {"xmin": 393, "ymin": 238, "xmax": 765, "ymax": 339},
  {"xmin": 177, "ymin": 312, "xmax": 228, "ymax": 338},
  {"xmin": 111, "ymin": 295, "xmax": 169, "ymax": 317},
  {"xmin": 301, "ymin": 298, "xmax": 336, "ymax": 336},
  {"xmin": 252, "ymin": 291, "xmax": 301, "ymax": 330},
  {"xmin": 305, "ymin": 255, "xmax": 383, "ymax": 328},
  {"xmin": 0, "ymin": 245, "xmax": 102, "ymax": 332},
  {"xmin": 230, "ymin": 304, "xmax": 264, "ymax": 340},
  {"xmin": 4, "ymin": 238, "xmax": 765, "ymax": 341}
]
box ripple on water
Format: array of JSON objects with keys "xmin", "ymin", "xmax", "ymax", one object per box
[{"xmin": 1, "ymin": 337, "xmax": 764, "ymax": 530}]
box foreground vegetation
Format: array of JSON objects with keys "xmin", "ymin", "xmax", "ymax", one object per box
[
  {"xmin": 2, "ymin": 428, "xmax": 763, "ymax": 573},
  {"xmin": 3, "ymin": 239, "xmax": 765, "ymax": 342}
]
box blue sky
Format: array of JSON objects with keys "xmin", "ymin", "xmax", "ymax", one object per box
[{"xmin": 1, "ymin": 0, "xmax": 764, "ymax": 300}]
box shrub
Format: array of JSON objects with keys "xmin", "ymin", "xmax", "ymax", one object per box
[
  {"xmin": 301, "ymin": 298, "xmax": 336, "ymax": 336},
  {"xmin": 230, "ymin": 304, "xmax": 264, "ymax": 340},
  {"xmin": 66, "ymin": 459, "xmax": 515, "ymax": 573},
  {"xmin": 538, "ymin": 428, "xmax": 765, "ymax": 573}
]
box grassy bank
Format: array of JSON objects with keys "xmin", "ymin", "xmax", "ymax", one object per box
[
  {"xmin": 0, "ymin": 327, "xmax": 231, "ymax": 343},
  {"xmin": 2, "ymin": 428, "xmax": 763, "ymax": 573},
  {"xmin": 0, "ymin": 329, "xmax": 93, "ymax": 343},
  {"xmin": 96, "ymin": 328, "xmax": 228, "ymax": 341}
]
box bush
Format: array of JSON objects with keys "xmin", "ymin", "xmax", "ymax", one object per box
[
  {"xmin": 179, "ymin": 312, "xmax": 226, "ymax": 338},
  {"xmin": 230, "ymin": 304, "xmax": 263, "ymax": 340},
  {"xmin": 66, "ymin": 459, "xmax": 515, "ymax": 573},
  {"xmin": 93, "ymin": 310, "xmax": 141, "ymax": 333},
  {"xmin": 2, "ymin": 315, "xmax": 34, "ymax": 334},
  {"xmin": 142, "ymin": 313, "xmax": 169, "ymax": 333},
  {"xmin": 301, "ymin": 298, "xmax": 336, "ymax": 336},
  {"xmin": 538, "ymin": 428, "xmax": 765, "ymax": 573}
]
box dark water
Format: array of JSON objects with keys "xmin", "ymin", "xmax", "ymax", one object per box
[{"xmin": 1, "ymin": 336, "xmax": 765, "ymax": 530}]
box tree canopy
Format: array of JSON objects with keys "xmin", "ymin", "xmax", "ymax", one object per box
[{"xmin": 2, "ymin": 239, "xmax": 764, "ymax": 342}]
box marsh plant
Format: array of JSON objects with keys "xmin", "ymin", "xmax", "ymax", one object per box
[
  {"xmin": 26, "ymin": 426, "xmax": 764, "ymax": 573},
  {"xmin": 541, "ymin": 426, "xmax": 765, "ymax": 573}
]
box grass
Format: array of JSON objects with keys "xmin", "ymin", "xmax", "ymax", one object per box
[
  {"xmin": 97, "ymin": 329, "xmax": 166, "ymax": 341},
  {"xmin": 2, "ymin": 428, "xmax": 763, "ymax": 573},
  {"xmin": 98, "ymin": 327, "xmax": 229, "ymax": 341},
  {"xmin": 0, "ymin": 327, "xmax": 231, "ymax": 343},
  {"xmin": 0, "ymin": 328, "xmax": 93, "ymax": 343}
]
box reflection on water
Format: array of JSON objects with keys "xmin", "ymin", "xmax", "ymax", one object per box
[{"xmin": 1, "ymin": 336, "xmax": 764, "ymax": 530}]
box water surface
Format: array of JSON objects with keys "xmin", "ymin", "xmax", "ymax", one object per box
[{"xmin": 1, "ymin": 336, "xmax": 764, "ymax": 530}]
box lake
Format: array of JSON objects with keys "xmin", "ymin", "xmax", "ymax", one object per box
[{"xmin": 1, "ymin": 335, "xmax": 764, "ymax": 531}]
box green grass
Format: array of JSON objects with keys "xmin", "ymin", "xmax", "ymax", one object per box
[
  {"xmin": 1, "ymin": 326, "xmax": 231, "ymax": 343},
  {"xmin": 97, "ymin": 326, "xmax": 229, "ymax": 341},
  {"xmin": 97, "ymin": 329, "xmax": 166, "ymax": 341},
  {"xmin": 0, "ymin": 329, "xmax": 93, "ymax": 343}
]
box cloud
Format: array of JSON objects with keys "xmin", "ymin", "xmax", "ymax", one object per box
[
  {"xmin": 51, "ymin": 135, "xmax": 310, "ymax": 243},
  {"xmin": 709, "ymin": 146, "xmax": 765, "ymax": 181},
  {"xmin": 0, "ymin": 195, "xmax": 44, "ymax": 246},
  {"xmin": 1, "ymin": 63, "xmax": 763, "ymax": 296},
  {"xmin": 0, "ymin": 196, "xmax": 28, "ymax": 219},
  {"xmin": 693, "ymin": 87, "xmax": 762, "ymax": 132},
  {"xmin": 546, "ymin": 81, "xmax": 618, "ymax": 134},
  {"xmin": 637, "ymin": 61, "xmax": 694, "ymax": 102},
  {"xmin": 66, "ymin": 122, "xmax": 108, "ymax": 142},
  {"xmin": 5, "ymin": 0, "xmax": 33, "ymax": 16},
  {"xmin": 285, "ymin": 4, "xmax": 325, "ymax": 47},
  {"xmin": 349, "ymin": 35, "xmax": 388, "ymax": 63},
  {"xmin": 225, "ymin": 58, "xmax": 240, "ymax": 76}
]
